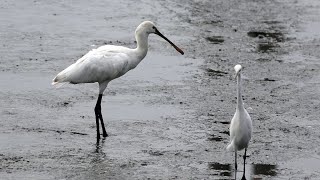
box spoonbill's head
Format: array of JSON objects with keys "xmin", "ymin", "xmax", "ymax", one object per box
[
  {"xmin": 136, "ymin": 21, "xmax": 157, "ymax": 34},
  {"xmin": 234, "ymin": 64, "xmax": 242, "ymax": 78},
  {"xmin": 136, "ymin": 21, "xmax": 184, "ymax": 55}
]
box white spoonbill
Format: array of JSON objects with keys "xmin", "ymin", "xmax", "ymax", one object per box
[
  {"xmin": 52, "ymin": 21, "xmax": 184, "ymax": 142},
  {"xmin": 227, "ymin": 64, "xmax": 252, "ymax": 180}
]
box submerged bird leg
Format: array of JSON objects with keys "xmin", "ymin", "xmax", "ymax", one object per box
[
  {"xmin": 94, "ymin": 94, "xmax": 102, "ymax": 141},
  {"xmin": 95, "ymin": 94, "xmax": 108, "ymax": 139},
  {"xmin": 97, "ymin": 94, "xmax": 108, "ymax": 137},
  {"xmin": 235, "ymin": 150, "xmax": 238, "ymax": 180},
  {"xmin": 100, "ymin": 115, "xmax": 108, "ymax": 137},
  {"xmin": 241, "ymin": 148, "xmax": 247, "ymax": 180}
]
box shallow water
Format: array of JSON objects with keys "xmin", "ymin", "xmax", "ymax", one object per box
[{"xmin": 1, "ymin": 0, "xmax": 320, "ymax": 179}]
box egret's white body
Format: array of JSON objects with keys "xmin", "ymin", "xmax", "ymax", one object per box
[
  {"xmin": 227, "ymin": 64, "xmax": 252, "ymax": 179},
  {"xmin": 52, "ymin": 21, "xmax": 184, "ymax": 142}
]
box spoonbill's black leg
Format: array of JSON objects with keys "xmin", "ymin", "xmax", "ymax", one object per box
[
  {"xmin": 95, "ymin": 94, "xmax": 108, "ymax": 141},
  {"xmin": 98, "ymin": 94, "xmax": 108, "ymax": 137},
  {"xmin": 94, "ymin": 97, "xmax": 100, "ymax": 142}
]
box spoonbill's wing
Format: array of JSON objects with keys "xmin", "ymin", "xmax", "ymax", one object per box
[{"xmin": 53, "ymin": 47, "xmax": 130, "ymax": 85}]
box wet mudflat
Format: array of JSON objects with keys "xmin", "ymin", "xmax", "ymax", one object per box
[{"xmin": 1, "ymin": 0, "xmax": 320, "ymax": 179}]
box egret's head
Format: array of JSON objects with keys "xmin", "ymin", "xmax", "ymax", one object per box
[
  {"xmin": 234, "ymin": 64, "xmax": 242, "ymax": 78},
  {"xmin": 136, "ymin": 21, "xmax": 184, "ymax": 55}
]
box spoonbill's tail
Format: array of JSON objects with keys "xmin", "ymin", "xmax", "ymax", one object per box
[
  {"xmin": 52, "ymin": 63, "xmax": 76, "ymax": 85},
  {"xmin": 52, "ymin": 74, "xmax": 65, "ymax": 85},
  {"xmin": 52, "ymin": 76, "xmax": 60, "ymax": 85},
  {"xmin": 52, "ymin": 76, "xmax": 67, "ymax": 88},
  {"xmin": 52, "ymin": 70, "xmax": 70, "ymax": 87}
]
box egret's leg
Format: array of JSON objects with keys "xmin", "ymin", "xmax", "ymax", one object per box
[
  {"xmin": 235, "ymin": 151, "xmax": 238, "ymax": 180},
  {"xmin": 235, "ymin": 151, "xmax": 237, "ymax": 170},
  {"xmin": 241, "ymin": 148, "xmax": 247, "ymax": 180}
]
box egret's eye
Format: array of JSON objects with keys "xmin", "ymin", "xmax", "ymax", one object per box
[{"xmin": 152, "ymin": 26, "xmax": 156, "ymax": 29}]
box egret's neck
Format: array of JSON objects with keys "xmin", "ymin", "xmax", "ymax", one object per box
[{"xmin": 237, "ymin": 74, "xmax": 244, "ymax": 110}]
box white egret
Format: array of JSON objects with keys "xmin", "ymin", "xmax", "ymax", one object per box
[
  {"xmin": 227, "ymin": 64, "xmax": 252, "ymax": 180},
  {"xmin": 52, "ymin": 21, "xmax": 184, "ymax": 142}
]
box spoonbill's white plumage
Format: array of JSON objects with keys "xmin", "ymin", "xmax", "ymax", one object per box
[
  {"xmin": 227, "ymin": 64, "xmax": 252, "ymax": 180},
  {"xmin": 52, "ymin": 21, "xmax": 184, "ymax": 142}
]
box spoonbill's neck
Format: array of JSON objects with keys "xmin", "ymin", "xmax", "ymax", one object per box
[
  {"xmin": 237, "ymin": 73, "xmax": 244, "ymax": 110},
  {"xmin": 134, "ymin": 31, "xmax": 149, "ymax": 61}
]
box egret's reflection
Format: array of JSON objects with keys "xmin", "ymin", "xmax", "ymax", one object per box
[{"xmin": 208, "ymin": 162, "xmax": 278, "ymax": 179}]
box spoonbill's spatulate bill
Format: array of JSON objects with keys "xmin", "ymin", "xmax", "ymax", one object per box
[
  {"xmin": 227, "ymin": 64, "xmax": 252, "ymax": 180},
  {"xmin": 52, "ymin": 21, "xmax": 184, "ymax": 142}
]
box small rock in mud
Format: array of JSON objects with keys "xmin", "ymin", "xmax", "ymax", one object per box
[
  {"xmin": 207, "ymin": 134, "xmax": 224, "ymax": 142},
  {"xmin": 262, "ymin": 78, "xmax": 277, "ymax": 82},
  {"xmin": 205, "ymin": 36, "xmax": 225, "ymax": 44},
  {"xmin": 247, "ymin": 31, "xmax": 285, "ymax": 42},
  {"xmin": 142, "ymin": 150, "xmax": 165, "ymax": 156},
  {"xmin": 255, "ymin": 58, "xmax": 271, "ymax": 62},
  {"xmin": 205, "ymin": 68, "xmax": 228, "ymax": 77},
  {"xmin": 213, "ymin": 120, "xmax": 229, "ymax": 125},
  {"xmin": 257, "ymin": 42, "xmax": 279, "ymax": 53}
]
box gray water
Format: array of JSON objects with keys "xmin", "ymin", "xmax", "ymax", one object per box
[{"xmin": 1, "ymin": 0, "xmax": 320, "ymax": 179}]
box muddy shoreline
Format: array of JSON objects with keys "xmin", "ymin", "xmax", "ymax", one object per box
[{"xmin": 1, "ymin": 0, "xmax": 320, "ymax": 179}]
